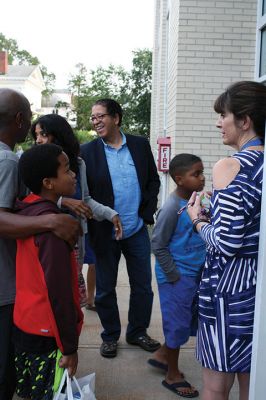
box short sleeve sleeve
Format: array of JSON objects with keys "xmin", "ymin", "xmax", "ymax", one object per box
[{"xmin": 0, "ymin": 157, "xmax": 19, "ymax": 209}]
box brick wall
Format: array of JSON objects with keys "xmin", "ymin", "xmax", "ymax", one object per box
[
  {"xmin": 151, "ymin": 0, "xmax": 257, "ymax": 194},
  {"xmin": 150, "ymin": 0, "xmax": 169, "ymax": 153}
]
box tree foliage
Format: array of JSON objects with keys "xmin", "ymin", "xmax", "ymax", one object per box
[
  {"xmin": 129, "ymin": 49, "xmax": 152, "ymax": 137},
  {"xmin": 68, "ymin": 63, "xmax": 92, "ymax": 130},
  {"xmin": 0, "ymin": 33, "xmax": 55, "ymax": 96},
  {"xmin": 40, "ymin": 66, "xmax": 56, "ymax": 97},
  {"xmin": 68, "ymin": 49, "xmax": 152, "ymax": 136}
]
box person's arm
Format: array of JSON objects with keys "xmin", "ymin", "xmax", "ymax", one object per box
[
  {"xmin": 35, "ymin": 232, "xmax": 80, "ymax": 355},
  {"xmin": 59, "ymin": 197, "xmax": 123, "ymax": 240},
  {"xmin": 186, "ymin": 194, "xmax": 210, "ymax": 235},
  {"xmin": 37, "ymin": 231, "xmax": 80, "ymax": 377},
  {"xmin": 59, "ymin": 352, "xmax": 78, "ymax": 378},
  {"xmin": 187, "ymin": 158, "xmax": 246, "ymax": 256},
  {"xmin": 79, "ymin": 158, "xmax": 122, "ymax": 238},
  {"xmin": 0, "ymin": 209, "xmax": 82, "ymax": 248},
  {"xmin": 197, "ymin": 191, "xmax": 245, "ymax": 256},
  {"xmin": 60, "ymin": 197, "xmax": 93, "ymax": 219},
  {"xmin": 0, "ymin": 156, "xmax": 82, "ymax": 247},
  {"xmin": 60, "ymin": 183, "xmax": 118, "ymax": 222},
  {"xmin": 85, "ymin": 195, "xmax": 123, "ymax": 239},
  {"xmin": 86, "ymin": 196, "xmax": 117, "ymax": 221},
  {"xmin": 80, "ymin": 158, "xmax": 118, "ymax": 222},
  {"xmin": 140, "ymin": 139, "xmax": 160, "ymax": 224},
  {"xmin": 151, "ymin": 196, "xmax": 180, "ymax": 282}
]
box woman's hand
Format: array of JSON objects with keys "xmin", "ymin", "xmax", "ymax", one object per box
[
  {"xmin": 187, "ymin": 191, "xmax": 202, "ymax": 221},
  {"xmin": 61, "ymin": 198, "xmax": 93, "ymax": 219},
  {"xmin": 112, "ymin": 215, "xmax": 123, "ymax": 240},
  {"xmin": 187, "ymin": 191, "xmax": 211, "ymax": 223}
]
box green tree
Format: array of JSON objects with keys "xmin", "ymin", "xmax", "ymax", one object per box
[
  {"xmin": 129, "ymin": 49, "xmax": 152, "ymax": 137},
  {"xmin": 68, "ymin": 49, "xmax": 152, "ymax": 136},
  {"xmin": 89, "ymin": 64, "xmax": 131, "ymax": 130},
  {"xmin": 69, "ymin": 63, "xmax": 131, "ymax": 130},
  {"xmin": 0, "ymin": 33, "xmax": 55, "ymax": 96},
  {"xmin": 68, "ymin": 63, "xmax": 92, "ymax": 130},
  {"xmin": 89, "ymin": 65, "xmax": 130, "ymax": 99},
  {"xmin": 0, "ymin": 33, "xmax": 20, "ymax": 64},
  {"xmin": 40, "ymin": 66, "xmax": 56, "ymax": 97}
]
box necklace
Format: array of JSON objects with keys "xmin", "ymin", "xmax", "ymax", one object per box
[{"xmin": 240, "ymin": 136, "xmax": 263, "ymax": 151}]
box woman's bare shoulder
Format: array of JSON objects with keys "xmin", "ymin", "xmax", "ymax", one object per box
[{"xmin": 212, "ymin": 157, "xmax": 240, "ymax": 190}]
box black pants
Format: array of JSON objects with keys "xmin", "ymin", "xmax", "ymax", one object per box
[
  {"xmin": 0, "ymin": 304, "xmax": 16, "ymax": 400},
  {"xmin": 95, "ymin": 225, "xmax": 153, "ymax": 342}
]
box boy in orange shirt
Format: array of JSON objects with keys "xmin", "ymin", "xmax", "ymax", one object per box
[{"xmin": 14, "ymin": 144, "xmax": 83, "ymax": 400}]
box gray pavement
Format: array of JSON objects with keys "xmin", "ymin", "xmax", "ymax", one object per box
[
  {"xmin": 13, "ymin": 255, "xmax": 239, "ymax": 399},
  {"xmin": 77, "ymin": 256, "xmax": 239, "ymax": 400}
]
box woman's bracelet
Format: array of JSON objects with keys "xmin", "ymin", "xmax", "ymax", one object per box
[{"xmin": 192, "ymin": 218, "xmax": 209, "ymax": 233}]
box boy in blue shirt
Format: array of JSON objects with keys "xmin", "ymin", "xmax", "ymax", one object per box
[{"xmin": 150, "ymin": 154, "xmax": 207, "ymax": 398}]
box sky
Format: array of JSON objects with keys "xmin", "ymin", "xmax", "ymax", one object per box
[{"xmin": 1, "ymin": 0, "xmax": 154, "ymax": 88}]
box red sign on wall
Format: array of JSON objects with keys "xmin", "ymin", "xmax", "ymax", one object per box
[{"xmin": 157, "ymin": 137, "xmax": 171, "ymax": 172}]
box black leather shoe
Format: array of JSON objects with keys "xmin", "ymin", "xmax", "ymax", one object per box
[
  {"xmin": 100, "ymin": 341, "xmax": 118, "ymax": 358},
  {"xmin": 127, "ymin": 334, "xmax": 161, "ymax": 352}
]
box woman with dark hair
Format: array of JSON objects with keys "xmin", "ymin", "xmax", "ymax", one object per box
[
  {"xmin": 31, "ymin": 114, "xmax": 122, "ymax": 308},
  {"xmin": 187, "ymin": 81, "xmax": 266, "ymax": 400}
]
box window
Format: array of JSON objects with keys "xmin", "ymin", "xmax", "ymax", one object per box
[
  {"xmin": 263, "ymin": 0, "xmax": 266, "ymax": 15},
  {"xmin": 260, "ymin": 28, "xmax": 266, "ymax": 76},
  {"xmin": 256, "ymin": 0, "xmax": 266, "ymax": 81}
]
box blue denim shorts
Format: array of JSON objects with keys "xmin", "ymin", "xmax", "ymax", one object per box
[{"xmin": 158, "ymin": 275, "xmax": 199, "ymax": 349}]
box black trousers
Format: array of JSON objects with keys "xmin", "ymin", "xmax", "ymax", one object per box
[
  {"xmin": 0, "ymin": 304, "xmax": 16, "ymax": 400},
  {"xmin": 95, "ymin": 225, "xmax": 153, "ymax": 342}
]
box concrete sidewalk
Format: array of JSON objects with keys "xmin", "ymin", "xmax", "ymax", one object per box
[{"xmin": 76, "ymin": 256, "xmax": 239, "ymax": 400}]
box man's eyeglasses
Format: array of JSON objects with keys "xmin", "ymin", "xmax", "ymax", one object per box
[{"xmin": 90, "ymin": 113, "xmax": 110, "ymax": 123}]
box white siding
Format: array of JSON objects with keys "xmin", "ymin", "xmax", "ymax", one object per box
[{"xmin": 151, "ymin": 0, "xmax": 257, "ymax": 194}]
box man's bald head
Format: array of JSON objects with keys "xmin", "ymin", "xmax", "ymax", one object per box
[
  {"xmin": 0, "ymin": 88, "xmax": 31, "ymax": 130},
  {"xmin": 0, "ymin": 88, "xmax": 32, "ymax": 148}
]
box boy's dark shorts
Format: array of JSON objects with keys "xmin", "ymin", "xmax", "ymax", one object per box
[
  {"xmin": 158, "ymin": 276, "xmax": 199, "ymax": 349},
  {"xmin": 15, "ymin": 348, "xmax": 57, "ymax": 400}
]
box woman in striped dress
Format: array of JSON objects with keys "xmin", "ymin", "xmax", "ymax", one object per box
[{"xmin": 187, "ymin": 81, "xmax": 266, "ymax": 400}]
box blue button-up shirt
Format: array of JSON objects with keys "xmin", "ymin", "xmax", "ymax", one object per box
[{"xmin": 102, "ymin": 132, "xmax": 143, "ymax": 239}]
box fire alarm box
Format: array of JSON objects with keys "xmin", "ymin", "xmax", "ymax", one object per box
[{"xmin": 157, "ymin": 137, "xmax": 171, "ymax": 172}]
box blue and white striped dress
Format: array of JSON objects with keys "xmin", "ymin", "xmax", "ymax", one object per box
[{"xmin": 196, "ymin": 150, "xmax": 264, "ymax": 372}]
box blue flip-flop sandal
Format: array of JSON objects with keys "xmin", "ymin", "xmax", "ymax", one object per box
[{"xmin": 162, "ymin": 379, "xmax": 199, "ymax": 398}]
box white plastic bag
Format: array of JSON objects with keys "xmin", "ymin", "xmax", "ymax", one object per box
[
  {"xmin": 53, "ymin": 369, "xmax": 96, "ymax": 400},
  {"xmin": 53, "ymin": 369, "xmax": 83, "ymax": 399},
  {"xmin": 71, "ymin": 373, "xmax": 96, "ymax": 400},
  {"xmin": 53, "ymin": 369, "xmax": 67, "ymax": 399}
]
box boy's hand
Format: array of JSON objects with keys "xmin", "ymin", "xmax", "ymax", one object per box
[
  {"xmin": 112, "ymin": 215, "xmax": 123, "ymax": 240},
  {"xmin": 61, "ymin": 198, "xmax": 93, "ymax": 219},
  {"xmin": 50, "ymin": 214, "xmax": 82, "ymax": 248},
  {"xmin": 59, "ymin": 352, "xmax": 78, "ymax": 378}
]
